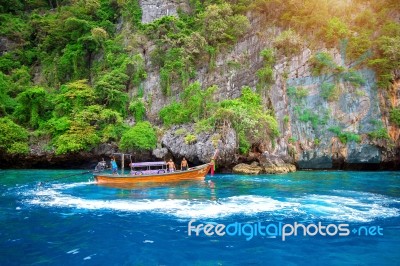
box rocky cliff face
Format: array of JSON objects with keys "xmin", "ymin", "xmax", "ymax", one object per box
[
  {"xmin": 140, "ymin": 0, "xmax": 189, "ymax": 24},
  {"xmin": 137, "ymin": 3, "xmax": 399, "ymax": 170},
  {"xmin": 4, "ymin": 2, "xmax": 398, "ymax": 171},
  {"xmin": 156, "ymin": 124, "xmax": 237, "ymax": 170}
]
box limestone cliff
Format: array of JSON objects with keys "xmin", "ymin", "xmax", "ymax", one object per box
[
  {"xmin": 136, "ymin": 2, "xmax": 399, "ymax": 170},
  {"xmin": 2, "ymin": 1, "xmax": 398, "ymax": 171}
]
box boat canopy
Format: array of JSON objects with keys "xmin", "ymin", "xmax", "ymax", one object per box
[{"xmin": 130, "ymin": 161, "xmax": 166, "ymax": 167}]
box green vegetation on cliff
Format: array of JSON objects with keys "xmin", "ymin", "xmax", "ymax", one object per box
[
  {"xmin": 119, "ymin": 121, "xmax": 156, "ymax": 151},
  {"xmin": 389, "ymin": 108, "xmax": 400, "ymax": 127},
  {"xmin": 159, "ymin": 84, "xmax": 279, "ymax": 154},
  {"xmin": 0, "ymin": 0, "xmax": 398, "ymax": 157},
  {"xmin": 0, "ymin": 117, "xmax": 29, "ymax": 154}
]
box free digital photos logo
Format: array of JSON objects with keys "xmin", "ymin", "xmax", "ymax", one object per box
[{"xmin": 188, "ymin": 220, "xmax": 383, "ymax": 241}]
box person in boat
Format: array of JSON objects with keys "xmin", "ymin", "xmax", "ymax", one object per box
[
  {"xmin": 181, "ymin": 157, "xmax": 189, "ymax": 171},
  {"xmin": 129, "ymin": 162, "xmax": 135, "ymax": 175},
  {"xmin": 111, "ymin": 157, "xmax": 118, "ymax": 174},
  {"xmin": 95, "ymin": 158, "xmax": 107, "ymax": 172},
  {"xmin": 166, "ymin": 159, "xmax": 176, "ymax": 172}
]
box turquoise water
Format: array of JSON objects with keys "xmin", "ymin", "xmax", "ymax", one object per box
[{"xmin": 1, "ymin": 170, "xmax": 399, "ymax": 265}]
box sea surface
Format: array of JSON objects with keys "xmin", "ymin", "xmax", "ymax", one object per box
[{"xmin": 0, "ymin": 170, "xmax": 399, "ymax": 265}]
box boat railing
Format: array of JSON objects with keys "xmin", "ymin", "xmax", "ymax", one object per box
[{"xmin": 129, "ymin": 161, "xmax": 167, "ymax": 175}]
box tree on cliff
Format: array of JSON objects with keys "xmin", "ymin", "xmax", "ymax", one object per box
[{"xmin": 0, "ymin": 0, "xmax": 398, "ymax": 160}]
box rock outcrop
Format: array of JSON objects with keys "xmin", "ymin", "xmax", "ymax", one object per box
[
  {"xmin": 152, "ymin": 147, "xmax": 169, "ymax": 159},
  {"xmin": 346, "ymin": 143, "xmax": 381, "ymax": 164},
  {"xmin": 233, "ymin": 154, "xmax": 296, "ymax": 175},
  {"xmin": 0, "ymin": 36, "xmax": 19, "ymax": 53},
  {"xmin": 259, "ymin": 153, "xmax": 296, "ymax": 174},
  {"xmin": 297, "ymin": 152, "xmax": 333, "ymax": 169},
  {"xmin": 160, "ymin": 124, "xmax": 237, "ymax": 168},
  {"xmin": 233, "ymin": 162, "xmax": 263, "ymax": 175},
  {"xmin": 140, "ymin": 0, "xmax": 189, "ymax": 23}
]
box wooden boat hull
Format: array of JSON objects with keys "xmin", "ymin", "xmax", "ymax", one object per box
[{"xmin": 94, "ymin": 163, "xmax": 212, "ymax": 185}]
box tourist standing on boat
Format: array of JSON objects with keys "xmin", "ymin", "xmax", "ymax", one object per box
[
  {"xmin": 166, "ymin": 159, "xmax": 176, "ymax": 172},
  {"xmin": 111, "ymin": 157, "xmax": 118, "ymax": 174},
  {"xmin": 181, "ymin": 157, "xmax": 189, "ymax": 171}
]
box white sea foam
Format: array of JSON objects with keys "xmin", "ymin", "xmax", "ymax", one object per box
[
  {"xmin": 51, "ymin": 181, "xmax": 95, "ymax": 189},
  {"xmin": 23, "ymin": 185, "xmax": 400, "ymax": 222},
  {"xmin": 27, "ymin": 192, "xmax": 299, "ymax": 219},
  {"xmin": 83, "ymin": 254, "xmax": 96, "ymax": 260},
  {"xmin": 291, "ymin": 193, "xmax": 400, "ymax": 222},
  {"xmin": 66, "ymin": 248, "xmax": 79, "ymax": 254}
]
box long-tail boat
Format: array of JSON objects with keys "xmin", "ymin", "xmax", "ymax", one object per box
[
  {"xmin": 94, "ymin": 162, "xmax": 211, "ymax": 184},
  {"xmin": 93, "ymin": 151, "xmax": 217, "ymax": 185}
]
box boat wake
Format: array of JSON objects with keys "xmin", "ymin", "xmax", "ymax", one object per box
[
  {"xmin": 20, "ymin": 184, "xmax": 400, "ymax": 222},
  {"xmin": 51, "ymin": 181, "xmax": 95, "ymax": 189},
  {"xmin": 289, "ymin": 191, "xmax": 400, "ymax": 222}
]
